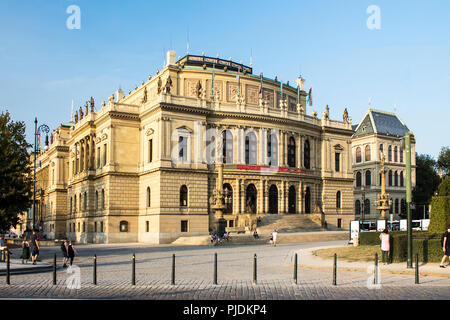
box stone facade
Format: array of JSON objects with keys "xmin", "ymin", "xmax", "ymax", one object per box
[{"xmin": 20, "ymin": 51, "xmax": 355, "ymax": 243}]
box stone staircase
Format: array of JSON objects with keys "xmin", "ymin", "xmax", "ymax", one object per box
[{"xmin": 256, "ymin": 214, "xmax": 324, "ymax": 234}]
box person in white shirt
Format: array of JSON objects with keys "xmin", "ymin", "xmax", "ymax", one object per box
[
  {"xmin": 379, "ymin": 229, "xmax": 390, "ymax": 265},
  {"xmin": 272, "ymin": 230, "xmax": 278, "ymax": 247}
]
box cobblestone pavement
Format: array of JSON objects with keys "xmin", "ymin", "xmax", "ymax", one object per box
[{"xmin": 1, "ymin": 241, "xmax": 449, "ymax": 300}]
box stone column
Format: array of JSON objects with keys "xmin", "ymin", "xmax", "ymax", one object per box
[
  {"xmin": 240, "ymin": 180, "xmax": 245, "ymax": 214},
  {"xmin": 264, "ymin": 180, "xmax": 269, "ymax": 214},
  {"xmin": 258, "ymin": 179, "xmax": 264, "ymax": 214},
  {"xmin": 234, "ymin": 178, "xmax": 240, "ymax": 215},
  {"xmin": 299, "ymin": 181, "xmax": 304, "ymax": 214},
  {"xmin": 279, "ymin": 181, "xmax": 285, "ymax": 215}
]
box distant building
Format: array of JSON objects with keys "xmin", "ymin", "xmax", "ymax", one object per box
[{"xmin": 351, "ymin": 109, "xmax": 416, "ymax": 222}]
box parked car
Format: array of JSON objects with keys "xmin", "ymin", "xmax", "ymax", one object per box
[{"xmin": 360, "ymin": 221, "xmax": 376, "ymax": 231}]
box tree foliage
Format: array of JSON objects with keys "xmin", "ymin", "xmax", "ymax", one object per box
[
  {"xmin": 412, "ymin": 153, "xmax": 441, "ymax": 206},
  {"xmin": 437, "ymin": 146, "xmax": 450, "ymax": 177},
  {"xmin": 0, "ymin": 111, "xmax": 32, "ymax": 231},
  {"xmin": 438, "ymin": 176, "xmax": 450, "ymax": 196}
]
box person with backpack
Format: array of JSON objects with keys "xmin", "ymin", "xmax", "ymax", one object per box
[{"xmin": 440, "ymin": 227, "xmax": 450, "ymax": 268}]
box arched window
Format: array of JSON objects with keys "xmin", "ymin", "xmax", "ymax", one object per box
[
  {"xmin": 356, "ymin": 172, "xmax": 362, "ymax": 187},
  {"xmin": 394, "ymin": 171, "xmax": 398, "ymax": 186},
  {"xmin": 80, "ymin": 146, "xmax": 84, "ymax": 171},
  {"xmin": 365, "ymin": 170, "xmax": 371, "ymax": 186},
  {"xmin": 364, "ymin": 199, "xmax": 370, "ymax": 215},
  {"xmin": 288, "ymin": 186, "xmax": 296, "ymax": 213},
  {"xmin": 147, "ymin": 187, "xmax": 151, "ymax": 208},
  {"xmin": 365, "ymin": 145, "xmax": 371, "ymax": 162},
  {"xmin": 394, "ymin": 146, "xmax": 398, "ymax": 162},
  {"xmin": 245, "ymin": 132, "xmax": 257, "ymax": 165},
  {"xmin": 388, "ymin": 145, "xmax": 392, "ymax": 162},
  {"xmin": 355, "ymin": 200, "xmax": 361, "ymax": 215},
  {"xmin": 246, "ymin": 184, "xmax": 257, "ymax": 214},
  {"xmin": 395, "ymin": 199, "xmax": 399, "ymax": 214},
  {"xmin": 356, "ymin": 147, "xmax": 362, "ymax": 163},
  {"xmin": 287, "ymin": 137, "xmax": 296, "ymax": 168},
  {"xmin": 304, "ymin": 140, "xmax": 311, "ymax": 169},
  {"xmin": 388, "ymin": 170, "xmax": 393, "ymax": 186},
  {"xmin": 119, "ymin": 221, "xmax": 128, "ymax": 232},
  {"xmin": 304, "ymin": 187, "xmax": 311, "ymax": 214},
  {"xmin": 223, "ymin": 183, "xmax": 233, "ymax": 214},
  {"xmin": 101, "ymin": 189, "xmax": 105, "ymax": 209},
  {"xmin": 400, "ymin": 147, "xmax": 403, "ymax": 163},
  {"xmin": 400, "ymin": 171, "xmax": 404, "ymax": 187},
  {"xmin": 336, "ymin": 191, "xmax": 341, "ymax": 209},
  {"xmin": 180, "ymin": 185, "xmax": 188, "ymax": 207},
  {"xmin": 222, "ymin": 130, "xmax": 233, "ymax": 164},
  {"xmin": 267, "ymin": 133, "xmax": 278, "ymax": 166},
  {"xmin": 268, "ymin": 184, "xmax": 278, "ymax": 214}
]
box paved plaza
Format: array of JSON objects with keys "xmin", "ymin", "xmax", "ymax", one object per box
[{"xmin": 0, "ymin": 240, "xmax": 449, "ymax": 300}]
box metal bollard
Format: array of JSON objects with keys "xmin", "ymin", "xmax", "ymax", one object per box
[
  {"xmin": 132, "ymin": 253, "xmax": 136, "ymax": 285},
  {"xmin": 93, "ymin": 255, "xmax": 97, "ymax": 285},
  {"xmin": 213, "ymin": 253, "xmax": 217, "ymax": 285},
  {"xmin": 253, "ymin": 254, "xmax": 257, "ymax": 285},
  {"xmin": 6, "ymin": 248, "xmax": 10, "ymax": 285},
  {"xmin": 415, "ymin": 253, "xmax": 419, "ymax": 284},
  {"xmin": 332, "ymin": 253, "xmax": 337, "ymax": 286},
  {"xmin": 53, "ymin": 253, "xmax": 57, "ymax": 285},
  {"xmin": 374, "ymin": 253, "xmax": 379, "ymax": 285},
  {"xmin": 171, "ymin": 254, "xmax": 176, "ymax": 285},
  {"xmin": 294, "ymin": 253, "xmax": 298, "ymax": 284}
]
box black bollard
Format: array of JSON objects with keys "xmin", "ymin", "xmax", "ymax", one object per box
[
  {"xmin": 294, "ymin": 253, "xmax": 298, "ymax": 285},
  {"xmin": 6, "ymin": 248, "xmax": 10, "ymax": 285},
  {"xmin": 171, "ymin": 254, "xmax": 176, "ymax": 285},
  {"xmin": 132, "ymin": 253, "xmax": 136, "ymax": 285},
  {"xmin": 332, "ymin": 253, "xmax": 337, "ymax": 286},
  {"xmin": 415, "ymin": 253, "xmax": 419, "ymax": 284},
  {"xmin": 93, "ymin": 255, "xmax": 97, "ymax": 285},
  {"xmin": 213, "ymin": 253, "xmax": 217, "ymax": 285},
  {"xmin": 374, "ymin": 253, "xmax": 379, "ymax": 285},
  {"xmin": 253, "ymin": 254, "xmax": 257, "ymax": 285},
  {"xmin": 53, "ymin": 253, "xmax": 57, "ymax": 285}
]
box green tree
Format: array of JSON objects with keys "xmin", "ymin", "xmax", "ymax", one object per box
[
  {"xmin": 437, "ymin": 146, "xmax": 450, "ymax": 177},
  {"xmin": 438, "ymin": 176, "xmax": 450, "ymax": 196},
  {"xmin": 412, "ymin": 153, "xmax": 441, "ymax": 207},
  {"xmin": 0, "ymin": 111, "xmax": 32, "ymax": 232}
]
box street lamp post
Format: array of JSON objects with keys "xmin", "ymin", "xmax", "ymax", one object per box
[{"xmin": 32, "ymin": 118, "xmax": 50, "ymax": 231}]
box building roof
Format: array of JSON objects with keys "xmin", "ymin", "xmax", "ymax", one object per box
[{"xmin": 353, "ymin": 109, "xmax": 410, "ymax": 138}]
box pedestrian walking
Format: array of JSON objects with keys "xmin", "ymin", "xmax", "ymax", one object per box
[
  {"xmin": 272, "ymin": 230, "xmax": 278, "ymax": 247},
  {"xmin": 67, "ymin": 241, "xmax": 77, "ymax": 266},
  {"xmin": 0, "ymin": 235, "xmax": 5, "ymax": 262},
  {"xmin": 439, "ymin": 227, "xmax": 450, "ymax": 268},
  {"xmin": 20, "ymin": 237, "xmax": 31, "ymax": 264},
  {"xmin": 61, "ymin": 240, "xmax": 69, "ymax": 267},
  {"xmin": 379, "ymin": 228, "xmax": 390, "ymax": 265},
  {"xmin": 30, "ymin": 229, "xmax": 40, "ymax": 265}
]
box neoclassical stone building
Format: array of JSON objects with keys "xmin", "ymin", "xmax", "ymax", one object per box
[
  {"xmin": 351, "ymin": 109, "xmax": 416, "ymax": 222},
  {"xmin": 23, "ymin": 51, "xmax": 355, "ymax": 243}
]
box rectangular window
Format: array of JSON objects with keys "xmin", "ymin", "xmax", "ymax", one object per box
[
  {"xmin": 83, "ymin": 222, "xmax": 85, "ymax": 232},
  {"xmin": 94, "ymin": 222, "xmax": 97, "ymax": 233},
  {"xmin": 103, "ymin": 144, "xmax": 107, "ymax": 166},
  {"xmin": 149, "ymin": 139, "xmax": 153, "ymax": 163},
  {"xmin": 181, "ymin": 220, "xmax": 188, "ymax": 232},
  {"xmin": 146, "ymin": 221, "xmax": 149, "ymax": 232},
  {"xmin": 97, "ymin": 147, "xmax": 100, "ymax": 168},
  {"xmin": 100, "ymin": 221, "xmax": 103, "ymax": 233},
  {"xmin": 178, "ymin": 136, "xmax": 187, "ymax": 162},
  {"xmin": 77, "ymin": 222, "xmax": 80, "ymax": 232},
  {"xmin": 335, "ymin": 153, "xmax": 340, "ymax": 172}
]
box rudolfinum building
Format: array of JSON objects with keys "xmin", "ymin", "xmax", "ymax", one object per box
[{"xmin": 24, "ymin": 51, "xmax": 355, "ymax": 244}]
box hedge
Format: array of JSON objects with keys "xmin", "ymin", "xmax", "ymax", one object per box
[
  {"xmin": 428, "ymin": 196, "xmax": 450, "ymax": 234},
  {"xmin": 358, "ymin": 231, "xmax": 443, "ymax": 263}
]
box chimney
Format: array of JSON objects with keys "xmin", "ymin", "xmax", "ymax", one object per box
[
  {"xmin": 166, "ymin": 50, "xmax": 176, "ymax": 66},
  {"xmin": 115, "ymin": 88, "xmax": 124, "ymax": 102}
]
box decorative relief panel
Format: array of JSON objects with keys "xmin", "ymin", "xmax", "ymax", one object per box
[
  {"xmin": 262, "ymin": 88, "xmax": 274, "ymax": 108},
  {"xmin": 227, "ymin": 82, "xmax": 239, "ymax": 102},
  {"xmin": 246, "ymin": 85, "xmax": 259, "ymax": 105},
  {"xmin": 184, "ymin": 79, "xmax": 200, "ymax": 98},
  {"xmin": 206, "ymin": 80, "xmax": 223, "ymax": 101}
]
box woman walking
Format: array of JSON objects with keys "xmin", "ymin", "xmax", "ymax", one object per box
[
  {"xmin": 61, "ymin": 240, "xmax": 69, "ymax": 267},
  {"xmin": 20, "ymin": 237, "xmax": 31, "ymax": 264},
  {"xmin": 379, "ymin": 228, "xmax": 390, "ymax": 265}
]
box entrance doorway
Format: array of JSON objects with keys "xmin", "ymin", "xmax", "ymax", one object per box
[{"xmin": 268, "ymin": 184, "xmax": 278, "ymax": 214}]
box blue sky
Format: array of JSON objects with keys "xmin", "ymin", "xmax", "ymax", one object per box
[{"xmin": 0, "ymin": 0, "xmax": 449, "ymax": 158}]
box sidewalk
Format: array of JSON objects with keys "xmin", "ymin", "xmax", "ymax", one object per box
[
  {"xmin": 0, "ymin": 259, "xmax": 54, "ymax": 275},
  {"xmin": 292, "ymin": 244, "xmax": 450, "ymax": 278}
]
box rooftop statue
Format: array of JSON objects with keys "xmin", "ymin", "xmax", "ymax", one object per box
[
  {"xmin": 343, "ymin": 108, "xmax": 349, "ymax": 123},
  {"xmin": 90, "ymin": 97, "xmax": 95, "ymax": 112},
  {"xmin": 157, "ymin": 77, "xmax": 162, "ymax": 94},
  {"xmin": 195, "ymin": 80, "xmax": 202, "ymax": 98},
  {"xmin": 164, "ymin": 76, "xmax": 173, "ymax": 94}
]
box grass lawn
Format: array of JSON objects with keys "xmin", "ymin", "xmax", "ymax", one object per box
[{"xmin": 313, "ymin": 245, "xmax": 384, "ymax": 262}]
